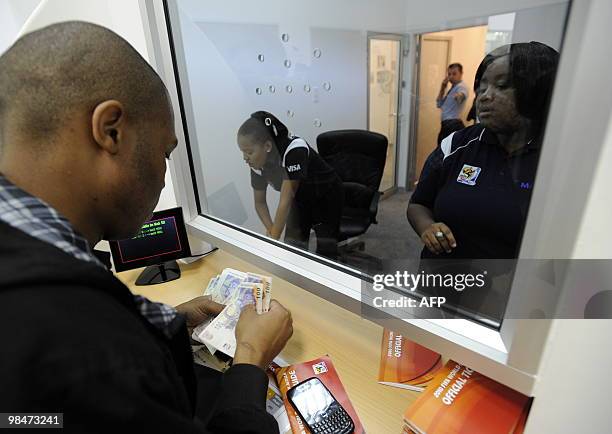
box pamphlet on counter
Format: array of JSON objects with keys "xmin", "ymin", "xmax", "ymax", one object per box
[
  {"xmin": 403, "ymin": 360, "xmax": 531, "ymax": 434},
  {"xmin": 378, "ymin": 328, "xmax": 442, "ymax": 391}
]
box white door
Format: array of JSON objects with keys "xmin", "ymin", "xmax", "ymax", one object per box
[
  {"xmin": 414, "ymin": 36, "xmax": 451, "ymax": 182},
  {"xmin": 368, "ymin": 37, "xmax": 401, "ymax": 192}
]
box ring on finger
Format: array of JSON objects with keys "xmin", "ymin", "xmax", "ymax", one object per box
[{"xmin": 435, "ymin": 231, "xmax": 445, "ymax": 239}]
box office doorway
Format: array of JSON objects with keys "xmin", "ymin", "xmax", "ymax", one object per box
[
  {"xmin": 410, "ymin": 26, "xmax": 487, "ymax": 185},
  {"xmin": 368, "ymin": 35, "xmax": 402, "ymax": 193}
]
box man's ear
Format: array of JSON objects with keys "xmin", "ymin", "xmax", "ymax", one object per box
[
  {"xmin": 91, "ymin": 100, "xmax": 125, "ymax": 154},
  {"xmin": 264, "ymin": 140, "xmax": 273, "ymax": 153}
]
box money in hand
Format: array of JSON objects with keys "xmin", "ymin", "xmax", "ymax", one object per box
[
  {"xmin": 194, "ymin": 268, "xmax": 273, "ymax": 357},
  {"xmin": 194, "ymin": 283, "xmax": 256, "ymax": 357}
]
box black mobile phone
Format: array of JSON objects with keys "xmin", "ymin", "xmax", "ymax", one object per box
[{"xmin": 287, "ymin": 377, "xmax": 355, "ymax": 434}]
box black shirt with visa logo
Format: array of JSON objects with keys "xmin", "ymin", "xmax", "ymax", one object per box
[{"xmin": 250, "ymin": 137, "xmax": 339, "ymax": 200}]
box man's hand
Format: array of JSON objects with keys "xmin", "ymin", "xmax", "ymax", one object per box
[
  {"xmin": 420, "ymin": 222, "xmax": 457, "ymax": 254},
  {"xmin": 441, "ymin": 77, "xmax": 449, "ymax": 88},
  {"xmin": 233, "ymin": 300, "xmax": 293, "ymax": 370},
  {"xmin": 176, "ymin": 295, "xmax": 224, "ymax": 339}
]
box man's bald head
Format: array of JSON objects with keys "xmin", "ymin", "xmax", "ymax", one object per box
[
  {"xmin": 0, "ymin": 21, "xmax": 168, "ymax": 145},
  {"xmin": 0, "ymin": 21, "xmax": 178, "ymax": 244}
]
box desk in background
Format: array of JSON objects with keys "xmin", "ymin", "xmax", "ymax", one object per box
[{"xmin": 117, "ymin": 249, "xmax": 418, "ymax": 433}]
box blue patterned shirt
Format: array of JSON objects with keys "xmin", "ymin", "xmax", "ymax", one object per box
[{"xmin": 0, "ymin": 174, "xmax": 178, "ymax": 338}]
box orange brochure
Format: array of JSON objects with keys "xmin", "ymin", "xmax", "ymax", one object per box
[
  {"xmin": 404, "ymin": 360, "xmax": 530, "ymax": 434},
  {"xmin": 378, "ymin": 328, "xmax": 442, "ymax": 391}
]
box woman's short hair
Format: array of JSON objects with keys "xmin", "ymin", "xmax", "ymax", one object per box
[{"xmin": 474, "ymin": 42, "xmax": 559, "ymax": 132}]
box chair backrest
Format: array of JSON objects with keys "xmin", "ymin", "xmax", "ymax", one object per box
[{"xmin": 316, "ymin": 129, "xmax": 388, "ymax": 191}]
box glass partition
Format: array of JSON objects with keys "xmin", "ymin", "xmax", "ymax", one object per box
[{"xmin": 164, "ymin": 0, "xmax": 570, "ymax": 329}]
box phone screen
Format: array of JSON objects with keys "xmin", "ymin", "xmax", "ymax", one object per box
[{"xmin": 289, "ymin": 378, "xmax": 336, "ymax": 425}]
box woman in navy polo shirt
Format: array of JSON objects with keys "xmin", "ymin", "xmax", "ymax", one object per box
[
  {"xmin": 406, "ymin": 42, "xmax": 559, "ymax": 319},
  {"xmin": 408, "ymin": 42, "xmax": 559, "ymax": 260},
  {"xmin": 237, "ymin": 111, "xmax": 343, "ymax": 258}
]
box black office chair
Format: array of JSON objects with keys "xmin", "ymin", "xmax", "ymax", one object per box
[{"xmin": 317, "ymin": 130, "xmax": 388, "ymax": 266}]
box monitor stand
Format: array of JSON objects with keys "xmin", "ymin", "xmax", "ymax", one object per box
[{"xmin": 135, "ymin": 260, "xmax": 181, "ymax": 286}]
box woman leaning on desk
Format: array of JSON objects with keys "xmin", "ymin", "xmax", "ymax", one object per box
[
  {"xmin": 237, "ymin": 111, "xmax": 343, "ymax": 259},
  {"xmin": 407, "ymin": 41, "xmax": 559, "ymax": 261}
]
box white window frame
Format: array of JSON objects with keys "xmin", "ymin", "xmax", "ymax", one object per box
[{"xmin": 140, "ymin": 0, "xmax": 609, "ymax": 396}]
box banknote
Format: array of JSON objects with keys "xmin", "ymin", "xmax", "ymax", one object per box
[
  {"xmin": 203, "ymin": 269, "xmax": 245, "ymax": 303},
  {"xmin": 197, "ymin": 307, "xmax": 239, "ymax": 356},
  {"xmin": 262, "ymin": 277, "xmax": 272, "ymax": 312},
  {"xmin": 203, "ymin": 275, "xmax": 219, "ymax": 296},
  {"xmin": 246, "ymin": 273, "xmax": 272, "ymax": 313},
  {"xmin": 254, "ymin": 283, "xmax": 263, "ymax": 314},
  {"xmin": 215, "ymin": 269, "xmax": 247, "ymax": 303},
  {"xmin": 192, "ymin": 317, "xmax": 216, "ymax": 354}
]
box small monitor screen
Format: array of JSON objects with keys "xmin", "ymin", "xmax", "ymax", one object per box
[{"xmin": 110, "ymin": 207, "xmax": 191, "ymax": 272}]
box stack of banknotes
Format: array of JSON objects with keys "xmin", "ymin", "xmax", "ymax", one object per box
[{"xmin": 192, "ymin": 268, "xmax": 272, "ymax": 357}]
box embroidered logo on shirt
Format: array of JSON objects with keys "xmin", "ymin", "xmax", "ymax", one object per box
[
  {"xmin": 287, "ymin": 164, "xmax": 301, "ymax": 173},
  {"xmin": 456, "ymin": 164, "xmax": 482, "ymax": 186}
]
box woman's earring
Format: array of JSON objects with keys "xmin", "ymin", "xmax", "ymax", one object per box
[{"xmin": 266, "ymin": 148, "xmax": 271, "ymax": 153}]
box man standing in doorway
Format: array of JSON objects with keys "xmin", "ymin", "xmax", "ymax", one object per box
[{"xmin": 436, "ymin": 63, "xmax": 468, "ymax": 145}]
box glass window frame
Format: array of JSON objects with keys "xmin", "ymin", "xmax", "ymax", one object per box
[{"xmin": 140, "ymin": 0, "xmax": 610, "ymax": 395}]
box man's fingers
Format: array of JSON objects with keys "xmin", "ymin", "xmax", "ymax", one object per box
[
  {"xmin": 240, "ymin": 303, "xmax": 257, "ymax": 316},
  {"xmin": 268, "ymin": 299, "xmax": 282, "ymax": 311},
  {"xmin": 193, "ymin": 296, "xmax": 224, "ymax": 316}
]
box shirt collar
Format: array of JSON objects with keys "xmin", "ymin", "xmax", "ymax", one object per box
[
  {"xmin": 0, "ymin": 174, "xmax": 104, "ymax": 269},
  {"xmin": 479, "ymin": 127, "xmax": 541, "ymax": 157}
]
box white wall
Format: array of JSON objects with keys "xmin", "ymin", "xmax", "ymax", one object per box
[
  {"xmin": 524, "ymin": 320, "xmax": 612, "ymax": 433},
  {"xmin": 512, "ymin": 2, "xmax": 569, "ymax": 49},
  {"xmin": 572, "ymin": 116, "xmax": 612, "ymax": 258},
  {"xmin": 403, "ymin": 0, "xmax": 569, "ymax": 32},
  {"xmin": 0, "ymin": 0, "xmax": 42, "ymax": 55}
]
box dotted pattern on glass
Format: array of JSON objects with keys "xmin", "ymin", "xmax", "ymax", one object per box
[
  {"xmin": 281, "ymin": 33, "xmax": 289, "ymax": 42},
  {"xmin": 284, "ymin": 59, "xmax": 292, "ymax": 68},
  {"xmin": 255, "ymin": 87, "xmax": 262, "ymax": 95},
  {"xmin": 323, "ymin": 82, "xmax": 332, "ymax": 92},
  {"xmin": 313, "ymin": 48, "xmax": 322, "ymax": 58},
  {"xmin": 313, "ymin": 119, "xmax": 322, "ymax": 127},
  {"xmin": 257, "ymin": 54, "xmax": 265, "ymax": 62},
  {"xmin": 269, "ymin": 85, "xmax": 276, "ymax": 93},
  {"xmin": 303, "ymin": 84, "xmax": 311, "ymax": 93},
  {"xmin": 287, "ymin": 110, "xmax": 294, "ymax": 118},
  {"xmin": 285, "ymin": 85, "xmax": 293, "ymax": 94}
]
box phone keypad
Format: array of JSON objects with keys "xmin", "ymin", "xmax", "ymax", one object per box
[{"xmin": 310, "ymin": 406, "xmax": 353, "ymax": 434}]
